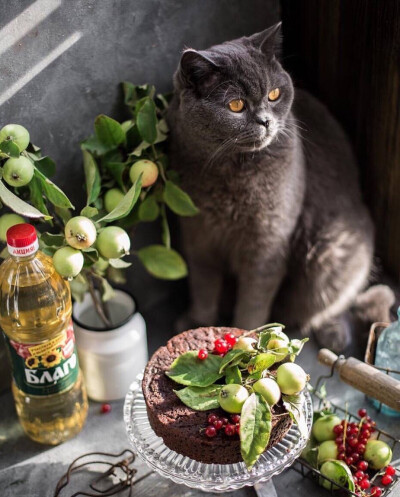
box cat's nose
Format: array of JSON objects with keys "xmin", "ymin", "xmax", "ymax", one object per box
[{"xmin": 255, "ymin": 116, "xmax": 270, "ymax": 128}]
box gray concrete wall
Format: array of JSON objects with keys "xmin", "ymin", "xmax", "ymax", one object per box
[{"xmin": 0, "ymin": 0, "xmax": 279, "ymax": 316}]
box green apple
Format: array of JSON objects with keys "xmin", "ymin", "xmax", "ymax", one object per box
[
  {"xmin": 96, "ymin": 226, "xmax": 130, "ymax": 259},
  {"xmin": 53, "ymin": 247, "xmax": 84, "ymax": 280},
  {"xmin": 233, "ymin": 336, "xmax": 257, "ymax": 353},
  {"xmin": 276, "ymin": 362, "xmax": 307, "ymax": 395},
  {"xmin": 3, "ymin": 156, "xmax": 34, "ymax": 187},
  {"xmin": 65, "ymin": 216, "xmax": 97, "ymax": 250},
  {"xmin": 364, "ymin": 440, "xmax": 392, "ymax": 470},
  {"xmin": 312, "ymin": 414, "xmax": 342, "ymax": 443},
  {"xmin": 318, "ymin": 440, "xmax": 338, "ymax": 464},
  {"xmin": 129, "ymin": 160, "xmax": 159, "ymax": 187},
  {"xmin": 0, "ymin": 213, "xmax": 24, "ymax": 241},
  {"xmin": 319, "ymin": 460, "xmax": 353, "ymax": 491},
  {"xmin": 0, "ymin": 124, "xmax": 30, "ymax": 152},
  {"xmin": 253, "ymin": 378, "xmax": 281, "ymax": 405},
  {"xmin": 266, "ymin": 338, "xmax": 288, "ymax": 361},
  {"xmin": 218, "ymin": 384, "xmax": 249, "ymax": 414},
  {"xmin": 104, "ymin": 188, "xmax": 124, "ymax": 213}
]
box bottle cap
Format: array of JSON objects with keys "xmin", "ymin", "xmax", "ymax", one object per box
[{"xmin": 7, "ymin": 223, "xmax": 39, "ymax": 256}]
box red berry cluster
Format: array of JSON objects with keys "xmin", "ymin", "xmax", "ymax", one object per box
[
  {"xmin": 197, "ymin": 333, "xmax": 238, "ymax": 360},
  {"xmin": 204, "ymin": 413, "xmax": 240, "ymax": 438},
  {"xmin": 332, "ymin": 409, "xmax": 394, "ymax": 496}
]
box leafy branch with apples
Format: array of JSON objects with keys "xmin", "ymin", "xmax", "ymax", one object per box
[{"xmin": 0, "ymin": 83, "xmax": 198, "ymax": 327}]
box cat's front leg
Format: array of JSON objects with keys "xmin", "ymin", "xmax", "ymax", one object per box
[{"xmin": 233, "ymin": 257, "xmax": 287, "ymax": 330}]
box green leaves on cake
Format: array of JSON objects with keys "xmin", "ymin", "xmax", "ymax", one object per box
[{"xmin": 165, "ymin": 323, "xmax": 310, "ymax": 470}]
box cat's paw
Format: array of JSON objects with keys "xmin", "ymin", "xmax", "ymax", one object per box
[{"xmin": 313, "ymin": 315, "xmax": 353, "ymax": 353}]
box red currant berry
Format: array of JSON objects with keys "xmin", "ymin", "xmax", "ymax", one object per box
[
  {"xmin": 360, "ymin": 478, "xmax": 370, "ymax": 490},
  {"xmin": 350, "ymin": 422, "xmax": 358, "ymax": 428},
  {"xmin": 357, "ymin": 443, "xmax": 366, "ymax": 454},
  {"xmin": 370, "ymin": 487, "xmax": 382, "ymax": 497},
  {"xmin": 362, "ymin": 430, "xmax": 371, "ymax": 439},
  {"xmin": 381, "ymin": 475, "xmax": 393, "ymax": 486},
  {"xmin": 348, "ymin": 437, "xmax": 359, "ymax": 448},
  {"xmin": 205, "ymin": 426, "xmax": 217, "ymax": 437},
  {"xmin": 235, "ymin": 424, "xmax": 240, "ymax": 435},
  {"xmin": 359, "ymin": 437, "xmax": 368, "ymax": 445},
  {"xmin": 224, "ymin": 333, "xmax": 237, "ymax": 346},
  {"xmin": 337, "ymin": 444, "xmax": 345, "ymax": 453},
  {"xmin": 350, "ymin": 427, "xmax": 359, "ymax": 435},
  {"xmin": 231, "ymin": 414, "xmax": 240, "ymax": 424},
  {"xmin": 351, "ymin": 453, "xmax": 360, "ymax": 462},
  {"xmin": 386, "ymin": 465, "xmax": 396, "ymax": 476},
  {"xmin": 225, "ymin": 424, "xmax": 236, "ymax": 436},
  {"xmin": 346, "ymin": 425, "xmax": 352, "ymax": 434},
  {"xmin": 355, "ymin": 470, "xmax": 365, "ymax": 480},
  {"xmin": 221, "ymin": 417, "xmax": 229, "ymax": 426},
  {"xmin": 358, "ymin": 408, "xmax": 367, "ymax": 417},
  {"xmin": 346, "ymin": 446, "xmax": 353, "ymax": 454},
  {"xmin": 366, "ymin": 416, "xmax": 373, "ymax": 422},
  {"xmin": 213, "ymin": 419, "xmax": 223, "ymax": 430},
  {"xmin": 208, "ymin": 414, "xmax": 218, "ymax": 424},
  {"xmin": 346, "ymin": 456, "xmax": 354, "ymax": 466},
  {"xmin": 335, "ymin": 436, "xmax": 344, "ymax": 445},
  {"xmin": 333, "ymin": 424, "xmax": 344, "ymax": 434},
  {"xmin": 214, "ymin": 339, "xmax": 229, "ymax": 354},
  {"xmin": 198, "ymin": 349, "xmax": 208, "ymax": 360},
  {"xmin": 363, "ymin": 422, "xmax": 372, "ymax": 431},
  {"xmin": 100, "ymin": 403, "xmax": 112, "ymax": 414},
  {"xmin": 358, "ymin": 460, "xmax": 368, "ymax": 471}
]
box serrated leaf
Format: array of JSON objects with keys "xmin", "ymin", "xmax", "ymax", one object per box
[
  {"xmin": 166, "ymin": 351, "xmax": 223, "ymax": 387},
  {"xmin": 240, "ymin": 393, "xmax": 272, "ymax": 470},
  {"xmin": 219, "ymin": 349, "xmax": 247, "ymax": 374},
  {"xmin": 136, "ymin": 97, "xmax": 157, "ymax": 144},
  {"xmin": 0, "ymin": 180, "xmax": 51, "ymax": 219},
  {"xmin": 174, "ymin": 384, "xmax": 222, "ymax": 411},
  {"xmin": 163, "ymin": 180, "xmax": 199, "ymax": 216},
  {"xmin": 98, "ymin": 176, "xmax": 142, "ymax": 222},
  {"xmin": 225, "ymin": 365, "xmax": 242, "ymax": 385},
  {"xmin": 247, "ymin": 353, "xmax": 275, "ymax": 375},
  {"xmin": 137, "ymin": 244, "xmax": 187, "ymax": 280},
  {"xmin": 108, "ymin": 258, "xmax": 131, "ymax": 268},
  {"xmin": 82, "ymin": 149, "xmax": 101, "ymax": 205},
  {"xmin": 282, "ymin": 394, "xmax": 309, "ymax": 439},
  {"xmin": 0, "ymin": 140, "xmax": 20, "ymax": 157},
  {"xmin": 94, "ymin": 114, "xmax": 125, "ymax": 151},
  {"xmin": 40, "ymin": 232, "xmax": 65, "ymax": 247},
  {"xmin": 33, "ymin": 168, "xmax": 74, "ymax": 209},
  {"xmin": 138, "ymin": 194, "xmax": 159, "ymax": 221}
]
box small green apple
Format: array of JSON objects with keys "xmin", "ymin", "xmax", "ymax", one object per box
[
  {"xmin": 233, "ymin": 336, "xmax": 257, "ymax": 353},
  {"xmin": 0, "ymin": 124, "xmax": 30, "ymax": 152},
  {"xmin": 312, "ymin": 414, "xmax": 342, "ymax": 443},
  {"xmin": 65, "ymin": 216, "xmax": 97, "ymax": 250},
  {"xmin": 276, "ymin": 362, "xmax": 308, "ymax": 395},
  {"xmin": 129, "ymin": 160, "xmax": 158, "ymax": 187},
  {"xmin": 318, "ymin": 440, "xmax": 338, "ymax": 464},
  {"xmin": 0, "ymin": 213, "xmax": 24, "ymax": 241},
  {"xmin": 364, "ymin": 440, "xmax": 392, "ymax": 470},
  {"xmin": 266, "ymin": 338, "xmax": 288, "ymax": 362},
  {"xmin": 3, "ymin": 156, "xmax": 34, "ymax": 187},
  {"xmin": 96, "ymin": 226, "xmax": 130, "ymax": 259},
  {"xmin": 104, "ymin": 188, "xmax": 124, "ymax": 213},
  {"xmin": 218, "ymin": 384, "xmax": 249, "ymax": 414},
  {"xmin": 253, "ymin": 378, "xmax": 281, "ymax": 406},
  {"xmin": 53, "ymin": 247, "xmax": 84, "ymax": 280}
]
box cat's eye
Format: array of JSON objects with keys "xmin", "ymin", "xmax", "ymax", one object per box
[
  {"xmin": 268, "ymin": 88, "xmax": 280, "ymax": 101},
  {"xmin": 228, "ymin": 99, "xmax": 245, "ymax": 112}
]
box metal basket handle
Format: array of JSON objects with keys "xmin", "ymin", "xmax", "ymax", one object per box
[{"xmin": 318, "ymin": 349, "xmax": 400, "ymax": 412}]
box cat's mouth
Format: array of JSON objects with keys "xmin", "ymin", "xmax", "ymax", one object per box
[{"xmin": 235, "ymin": 135, "xmax": 275, "ymax": 152}]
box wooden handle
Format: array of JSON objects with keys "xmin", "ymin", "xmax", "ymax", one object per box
[{"xmin": 318, "ymin": 349, "xmax": 400, "ymax": 412}]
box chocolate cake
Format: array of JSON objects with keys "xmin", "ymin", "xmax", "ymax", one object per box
[{"xmin": 142, "ymin": 327, "xmax": 293, "ymax": 465}]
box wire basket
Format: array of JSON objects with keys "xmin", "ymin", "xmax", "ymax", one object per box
[{"xmin": 291, "ymin": 356, "xmax": 400, "ymax": 496}]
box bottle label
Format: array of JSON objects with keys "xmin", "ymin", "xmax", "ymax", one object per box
[
  {"xmin": 3, "ymin": 320, "xmax": 79, "ymax": 396},
  {"xmin": 7, "ymin": 238, "xmax": 39, "ymax": 257}
]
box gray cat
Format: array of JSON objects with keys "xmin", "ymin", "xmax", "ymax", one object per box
[{"xmin": 167, "ymin": 23, "xmax": 394, "ymax": 351}]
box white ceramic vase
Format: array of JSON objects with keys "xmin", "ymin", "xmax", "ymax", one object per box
[{"xmin": 72, "ymin": 289, "xmax": 147, "ymax": 402}]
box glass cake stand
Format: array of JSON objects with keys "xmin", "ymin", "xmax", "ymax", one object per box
[{"xmin": 124, "ymin": 374, "xmax": 313, "ymax": 493}]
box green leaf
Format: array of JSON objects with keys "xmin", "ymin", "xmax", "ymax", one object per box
[
  {"xmin": 104, "ymin": 162, "xmax": 126, "ymax": 190},
  {"xmin": 163, "ymin": 181, "xmax": 199, "ymax": 216},
  {"xmin": 125, "ymin": 124, "xmax": 142, "ymax": 151},
  {"xmin": 0, "ymin": 180, "xmax": 51, "ymax": 219},
  {"xmin": 247, "ymin": 353, "xmax": 276, "ymax": 375},
  {"xmin": 300, "ymin": 435, "xmax": 319, "ymax": 468},
  {"xmin": 80, "ymin": 206, "xmax": 98, "ymax": 218},
  {"xmin": 160, "ymin": 204, "xmax": 170, "ymax": 248},
  {"xmin": 136, "ymin": 97, "xmax": 157, "ymax": 144},
  {"xmin": 225, "ymin": 365, "xmax": 242, "ymax": 385},
  {"xmin": 82, "ymin": 149, "xmax": 101, "ymax": 206},
  {"xmin": 258, "ymin": 326, "xmax": 288, "ymax": 350},
  {"xmin": 138, "ymin": 194, "xmax": 159, "ymax": 221},
  {"xmin": 240, "ymin": 393, "xmax": 272, "ymax": 470},
  {"xmin": 34, "ymin": 156, "xmax": 56, "ymax": 177},
  {"xmin": 81, "ymin": 135, "xmax": 110, "ymax": 155},
  {"xmin": 282, "ymin": 394, "xmax": 309, "ymax": 439},
  {"xmin": 40, "ymin": 232, "xmax": 65, "ymax": 247},
  {"xmin": 0, "ymin": 140, "xmax": 20, "ymax": 157},
  {"xmin": 69, "ymin": 274, "xmax": 89, "ymax": 303},
  {"xmin": 288, "ymin": 338, "xmax": 309, "ymax": 359},
  {"xmin": 174, "ymin": 384, "xmax": 222, "ymax": 411},
  {"xmin": 122, "ymin": 81, "xmax": 137, "ymax": 106},
  {"xmin": 55, "ymin": 206, "xmax": 72, "ymax": 224},
  {"xmin": 219, "ymin": 349, "xmax": 248, "ymax": 374},
  {"xmin": 108, "ymin": 258, "xmax": 131, "ymax": 268},
  {"xmin": 94, "ymin": 114, "xmax": 125, "ymax": 151},
  {"xmin": 166, "ymin": 351, "xmax": 223, "ymax": 387},
  {"xmin": 137, "ymin": 244, "xmax": 187, "ymax": 280},
  {"xmin": 101, "ymin": 277, "xmax": 115, "ymax": 301},
  {"xmin": 98, "ymin": 176, "xmax": 142, "ymax": 222},
  {"xmin": 28, "ymin": 176, "xmax": 50, "ymax": 218},
  {"xmin": 33, "ymin": 168, "xmax": 74, "ymax": 209}
]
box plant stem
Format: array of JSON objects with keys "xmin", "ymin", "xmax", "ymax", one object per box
[
  {"xmin": 151, "ymin": 144, "xmax": 167, "ymax": 182},
  {"xmin": 86, "ymin": 272, "xmax": 112, "ymax": 329}
]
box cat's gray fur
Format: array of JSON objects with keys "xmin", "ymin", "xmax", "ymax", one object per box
[{"xmin": 167, "ymin": 23, "xmax": 394, "ymax": 351}]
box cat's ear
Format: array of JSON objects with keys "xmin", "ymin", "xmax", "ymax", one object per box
[
  {"xmin": 250, "ymin": 22, "xmax": 282, "ymax": 59},
  {"xmin": 177, "ymin": 49, "xmax": 220, "ymax": 90}
]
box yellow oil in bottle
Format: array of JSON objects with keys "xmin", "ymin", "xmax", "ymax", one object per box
[{"xmin": 0, "ymin": 224, "xmax": 88, "ymax": 444}]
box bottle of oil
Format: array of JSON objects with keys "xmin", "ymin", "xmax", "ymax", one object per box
[{"xmin": 0, "ymin": 223, "xmax": 88, "ymax": 444}]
